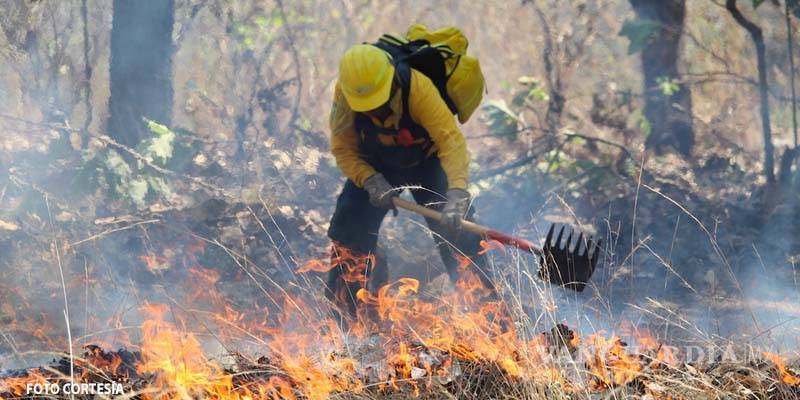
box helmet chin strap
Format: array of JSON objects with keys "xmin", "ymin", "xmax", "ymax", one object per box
[
  {"xmin": 364, "ymin": 84, "xmax": 397, "ymax": 122},
  {"xmin": 365, "ymin": 103, "xmax": 392, "ymax": 122}
]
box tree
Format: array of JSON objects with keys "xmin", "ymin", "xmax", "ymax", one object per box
[
  {"xmin": 725, "ymin": 0, "xmax": 775, "ymax": 183},
  {"xmin": 625, "ymin": 0, "xmax": 694, "ymax": 157},
  {"xmin": 107, "ymin": 0, "xmax": 175, "ymax": 148},
  {"xmin": 787, "ymin": 0, "xmax": 798, "ymax": 149}
]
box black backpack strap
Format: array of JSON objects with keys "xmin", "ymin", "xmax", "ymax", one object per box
[
  {"xmin": 395, "ymin": 63, "xmax": 434, "ymax": 156},
  {"xmin": 368, "ymin": 35, "xmax": 458, "ymax": 115},
  {"xmin": 394, "ymin": 61, "xmax": 413, "ymax": 128}
]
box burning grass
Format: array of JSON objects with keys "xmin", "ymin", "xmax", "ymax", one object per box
[
  {"xmin": 1, "ymin": 247, "xmax": 799, "ymax": 399},
  {"xmin": 1, "ymin": 322, "xmax": 799, "ymax": 399}
]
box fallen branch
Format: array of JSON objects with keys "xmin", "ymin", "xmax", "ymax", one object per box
[
  {"xmin": 564, "ymin": 132, "xmax": 635, "ymax": 162},
  {"xmin": 67, "ymin": 218, "xmax": 161, "ymax": 248},
  {"xmin": 473, "ymin": 154, "xmax": 539, "ymax": 182}
]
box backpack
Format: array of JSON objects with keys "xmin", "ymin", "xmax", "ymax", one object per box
[{"xmin": 370, "ymin": 24, "xmax": 485, "ymax": 124}]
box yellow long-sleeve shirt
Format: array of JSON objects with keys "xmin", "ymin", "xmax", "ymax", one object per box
[{"xmin": 329, "ymin": 69, "xmax": 470, "ymax": 190}]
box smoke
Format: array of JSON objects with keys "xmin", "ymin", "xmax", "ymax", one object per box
[{"xmin": 2, "ymin": 1, "xmax": 800, "ymax": 379}]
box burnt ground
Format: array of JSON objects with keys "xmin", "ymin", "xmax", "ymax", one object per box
[{"xmin": 1, "ymin": 143, "xmax": 799, "ymax": 373}]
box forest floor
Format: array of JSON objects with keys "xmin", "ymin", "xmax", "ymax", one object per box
[{"xmin": 1, "ymin": 127, "xmax": 799, "ymax": 399}]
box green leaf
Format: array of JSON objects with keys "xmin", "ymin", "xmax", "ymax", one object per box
[
  {"xmin": 165, "ymin": 130, "xmax": 202, "ymax": 172},
  {"xmin": 483, "ymin": 99, "xmax": 518, "ymax": 120},
  {"xmin": 482, "ymin": 99, "xmax": 520, "ymax": 141},
  {"xmin": 146, "ymin": 175, "xmax": 171, "ymax": 197},
  {"xmin": 656, "ymin": 75, "xmax": 680, "ymax": 97},
  {"xmin": 271, "ymin": 13, "xmax": 284, "ymax": 28},
  {"xmin": 545, "ymin": 149, "xmax": 563, "ymax": 173},
  {"xmin": 235, "ymin": 23, "xmax": 251, "ymax": 37},
  {"xmin": 125, "ymin": 177, "xmax": 149, "ymax": 208},
  {"xmin": 529, "ymin": 86, "xmax": 550, "ymax": 102},
  {"xmin": 254, "ymin": 15, "xmax": 269, "ymax": 29},
  {"xmin": 512, "ymin": 77, "xmax": 550, "ymax": 107},
  {"xmin": 243, "ymin": 37, "xmax": 255, "ymax": 49},
  {"xmin": 753, "ymin": 0, "xmax": 766, "ymax": 8},
  {"xmin": 511, "ymin": 90, "xmax": 528, "ymax": 108},
  {"xmin": 104, "ymin": 149, "xmax": 132, "ymax": 178},
  {"xmin": 145, "ymin": 119, "xmax": 172, "ymax": 137},
  {"xmin": 568, "ymin": 135, "xmax": 587, "ymax": 146},
  {"xmin": 142, "ymin": 119, "xmax": 177, "ymax": 165},
  {"xmin": 619, "ymin": 19, "xmax": 661, "ymax": 55},
  {"xmin": 639, "ymin": 114, "xmax": 652, "ymax": 138},
  {"xmin": 517, "ymin": 76, "xmax": 540, "ymax": 85}
]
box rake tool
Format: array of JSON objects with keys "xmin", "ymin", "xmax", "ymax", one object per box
[{"xmin": 392, "ymin": 198, "xmax": 601, "ymax": 292}]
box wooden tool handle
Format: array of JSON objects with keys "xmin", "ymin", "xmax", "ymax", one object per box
[
  {"xmin": 392, "ymin": 197, "xmax": 542, "ymax": 256},
  {"xmin": 392, "ymin": 197, "xmax": 489, "ymax": 236}
]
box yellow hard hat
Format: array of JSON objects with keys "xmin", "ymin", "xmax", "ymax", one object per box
[{"xmin": 338, "ymin": 44, "xmax": 395, "ymax": 112}]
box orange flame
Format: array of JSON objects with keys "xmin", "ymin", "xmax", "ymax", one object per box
[
  {"xmin": 0, "ymin": 369, "xmax": 49, "ymax": 397},
  {"xmin": 1, "ymin": 243, "xmax": 700, "ymax": 399},
  {"xmin": 478, "ymin": 239, "xmax": 506, "ymax": 256},
  {"xmin": 586, "ymin": 334, "xmax": 642, "ymax": 389},
  {"xmin": 763, "ymin": 352, "xmax": 800, "ymax": 386}
]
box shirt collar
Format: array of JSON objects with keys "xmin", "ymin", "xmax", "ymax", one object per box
[{"xmin": 367, "ymin": 87, "xmax": 403, "ymax": 128}]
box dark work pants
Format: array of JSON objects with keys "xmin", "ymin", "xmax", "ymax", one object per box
[{"xmin": 326, "ymin": 156, "xmax": 495, "ymax": 318}]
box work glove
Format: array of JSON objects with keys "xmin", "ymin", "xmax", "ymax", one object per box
[
  {"xmin": 440, "ymin": 188, "xmax": 471, "ymax": 233},
  {"xmin": 363, "ymin": 173, "xmax": 398, "ymax": 211}
]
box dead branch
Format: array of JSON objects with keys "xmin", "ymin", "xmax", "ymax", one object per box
[{"xmin": 564, "ymin": 132, "xmax": 636, "ymax": 162}]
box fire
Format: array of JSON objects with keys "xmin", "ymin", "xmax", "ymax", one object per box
[
  {"xmin": 80, "ymin": 345, "xmax": 125, "ymax": 378},
  {"xmin": 586, "ymin": 334, "xmax": 641, "ymax": 389},
  {"xmin": 478, "ymin": 239, "xmax": 506, "ymax": 256},
  {"xmin": 0, "ymin": 369, "xmax": 48, "ymax": 397},
  {"xmin": 763, "ymin": 352, "xmax": 800, "ymax": 386},
  {"xmin": 120, "ymin": 245, "xmax": 659, "ymax": 398},
  {"xmin": 298, "ymin": 245, "xmax": 375, "ymax": 284},
  {"xmin": 140, "ymin": 254, "xmax": 171, "ymax": 273},
  {"xmin": 636, "ymin": 329, "xmax": 659, "ymax": 350},
  {"xmin": 653, "ymin": 345, "xmax": 676, "ymax": 367},
  {"xmin": 137, "ymin": 303, "xmax": 236, "ymax": 399},
  {"xmin": 388, "ymin": 342, "xmax": 414, "ymax": 382},
  {"xmin": 3, "ymin": 240, "xmax": 749, "ymax": 399}
]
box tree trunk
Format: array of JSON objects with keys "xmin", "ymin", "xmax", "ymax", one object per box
[
  {"xmin": 785, "ymin": 0, "xmax": 798, "ymax": 149},
  {"xmin": 81, "ymin": 0, "xmax": 92, "ymax": 136},
  {"xmin": 629, "ymin": 0, "xmax": 694, "ymax": 157},
  {"xmin": 726, "ymin": 0, "xmax": 775, "ymax": 183},
  {"xmin": 107, "ymin": 0, "xmax": 175, "ymax": 148}
]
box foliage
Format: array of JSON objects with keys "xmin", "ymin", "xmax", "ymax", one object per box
[
  {"xmin": 655, "ymin": 75, "xmax": 680, "ymax": 97},
  {"xmin": 229, "ymin": 8, "xmax": 285, "ymax": 51},
  {"xmin": 635, "ymin": 109, "xmax": 652, "ymax": 138},
  {"xmin": 618, "ymin": 18, "xmax": 660, "ymax": 55},
  {"xmin": 513, "ymin": 76, "xmax": 550, "ymax": 105},
  {"xmin": 75, "ymin": 120, "xmax": 201, "ymax": 209},
  {"xmin": 482, "ymin": 99, "xmax": 521, "ymax": 141},
  {"xmin": 482, "ymin": 76, "xmax": 551, "ymax": 141}
]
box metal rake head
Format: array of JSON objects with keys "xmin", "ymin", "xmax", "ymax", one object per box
[{"xmin": 537, "ymin": 224, "xmax": 602, "ymax": 292}]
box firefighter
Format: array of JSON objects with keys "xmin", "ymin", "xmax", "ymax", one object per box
[{"xmin": 326, "ymin": 44, "xmax": 494, "ymax": 319}]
